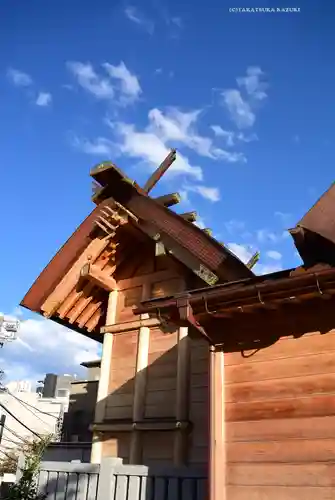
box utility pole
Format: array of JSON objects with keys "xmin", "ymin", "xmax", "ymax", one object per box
[{"xmin": 0, "ymin": 414, "xmax": 6, "ymax": 445}]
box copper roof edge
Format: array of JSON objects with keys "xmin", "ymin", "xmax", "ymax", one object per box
[{"xmin": 136, "ymin": 266, "xmax": 335, "ymax": 314}]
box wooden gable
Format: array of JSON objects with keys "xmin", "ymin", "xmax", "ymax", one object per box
[{"xmin": 21, "ymin": 152, "xmax": 253, "ymax": 340}]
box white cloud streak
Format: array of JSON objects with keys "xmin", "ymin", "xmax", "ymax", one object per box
[
  {"xmin": 71, "ymin": 135, "xmax": 115, "ymax": 156},
  {"xmin": 112, "ymin": 121, "xmax": 203, "ymax": 180},
  {"xmin": 36, "ymin": 92, "xmax": 52, "ymax": 107},
  {"xmin": 237, "ymin": 66, "xmax": 268, "ymax": 101},
  {"xmin": 7, "ymin": 68, "xmax": 33, "ymax": 87},
  {"xmin": 221, "ymin": 89, "xmax": 255, "ymax": 129},
  {"xmin": 227, "ymin": 243, "xmax": 253, "ymax": 263},
  {"xmin": 124, "ymin": 6, "xmax": 154, "ymax": 34},
  {"xmin": 148, "ymin": 107, "xmax": 246, "ymax": 162},
  {"xmin": 103, "ymin": 61, "xmax": 141, "ymax": 103},
  {"xmin": 227, "ymin": 242, "xmax": 283, "ymax": 276},
  {"xmin": 67, "ymin": 61, "xmax": 114, "ymax": 99},
  {"xmin": 184, "ymin": 184, "xmax": 220, "ymax": 202},
  {"xmin": 221, "ymin": 66, "xmax": 268, "ymax": 129},
  {"xmin": 266, "ymin": 250, "xmax": 282, "ymax": 261},
  {"xmin": 67, "ymin": 60, "xmax": 142, "ymax": 105}
]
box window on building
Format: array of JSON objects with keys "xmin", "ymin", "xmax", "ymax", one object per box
[{"xmin": 57, "ymin": 388, "xmax": 69, "ymax": 398}]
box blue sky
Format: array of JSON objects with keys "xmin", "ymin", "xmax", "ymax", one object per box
[{"xmin": 0, "ymin": 0, "xmax": 334, "ymax": 382}]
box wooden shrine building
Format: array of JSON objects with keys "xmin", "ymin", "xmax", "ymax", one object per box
[{"xmin": 21, "ymin": 151, "xmax": 335, "ymax": 500}]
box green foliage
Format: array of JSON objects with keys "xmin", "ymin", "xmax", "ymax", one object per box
[
  {"xmin": 0, "ymin": 450, "xmax": 18, "ymax": 475},
  {"xmin": 4, "ymin": 435, "xmax": 52, "ymax": 500}
]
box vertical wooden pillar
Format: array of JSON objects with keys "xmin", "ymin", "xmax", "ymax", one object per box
[
  {"xmin": 173, "ymin": 326, "xmax": 190, "ymax": 465},
  {"xmin": 129, "ymin": 283, "xmax": 151, "ymax": 464},
  {"xmin": 209, "ymin": 346, "xmax": 226, "ymax": 500},
  {"xmin": 91, "ymin": 289, "xmax": 118, "ymax": 464}
]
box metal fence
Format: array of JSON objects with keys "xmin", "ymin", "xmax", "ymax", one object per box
[{"xmin": 16, "ymin": 457, "xmax": 207, "ymax": 500}]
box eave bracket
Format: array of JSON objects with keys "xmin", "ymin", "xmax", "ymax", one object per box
[{"xmin": 176, "ymin": 297, "xmax": 212, "ymax": 343}]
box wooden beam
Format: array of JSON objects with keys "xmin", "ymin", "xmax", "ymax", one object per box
[
  {"xmin": 130, "ymin": 284, "xmax": 151, "ymax": 464},
  {"xmin": 91, "ymin": 166, "xmax": 253, "ymax": 281},
  {"xmin": 180, "ymin": 211, "xmax": 197, "ymax": 223},
  {"xmin": 86, "ymin": 308, "xmax": 102, "ymax": 332},
  {"xmin": 155, "ymin": 241, "xmax": 166, "ymax": 257},
  {"xmin": 139, "ymin": 221, "xmax": 219, "ymax": 286},
  {"xmin": 143, "ymin": 149, "xmax": 177, "ymax": 193},
  {"xmin": 203, "ymin": 228, "xmax": 213, "ymax": 236},
  {"xmin": 58, "ymin": 244, "xmax": 117, "ymax": 321},
  {"xmin": 65, "ymin": 282, "xmax": 94, "ymax": 322},
  {"xmin": 101, "ymin": 317, "xmax": 161, "ymax": 334},
  {"xmin": 80, "ymin": 263, "xmax": 117, "ymax": 291},
  {"xmin": 77, "ymin": 297, "xmax": 103, "ymax": 329},
  {"xmin": 155, "ymin": 193, "xmax": 181, "ymax": 207},
  {"xmin": 91, "ymin": 290, "xmax": 118, "ymax": 464},
  {"xmin": 173, "ymin": 326, "xmax": 190, "ymax": 465},
  {"xmin": 209, "ymin": 346, "xmax": 226, "ymax": 500},
  {"xmin": 41, "ymin": 237, "xmax": 110, "ymax": 318},
  {"xmin": 246, "ymin": 251, "xmax": 260, "ymax": 270},
  {"xmin": 90, "ymin": 420, "xmax": 190, "ymax": 432},
  {"xmin": 117, "ymin": 269, "xmax": 180, "ymax": 290}
]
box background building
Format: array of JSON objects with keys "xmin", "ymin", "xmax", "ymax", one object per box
[
  {"xmin": 0, "ymin": 387, "xmax": 64, "ymax": 452},
  {"xmin": 40, "ymin": 373, "xmax": 77, "ymax": 399},
  {"xmin": 62, "ymin": 360, "xmax": 101, "ymax": 443}
]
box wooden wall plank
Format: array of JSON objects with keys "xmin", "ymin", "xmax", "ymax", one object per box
[
  {"xmin": 224, "ymin": 330, "xmax": 335, "ymax": 367},
  {"xmin": 188, "ymin": 335, "xmax": 209, "ymax": 466},
  {"xmin": 226, "ymin": 394, "xmax": 335, "ymax": 421},
  {"xmin": 142, "ymin": 432, "xmax": 174, "ymax": 461},
  {"xmin": 105, "ymin": 331, "xmax": 138, "ymax": 421},
  {"xmin": 226, "ymin": 416, "xmax": 335, "ymax": 442},
  {"xmin": 227, "ymin": 438, "xmax": 335, "ymax": 463},
  {"xmin": 225, "ymin": 350, "xmax": 335, "ymax": 384},
  {"xmin": 102, "ymin": 433, "xmax": 130, "ymax": 462},
  {"xmin": 226, "ymin": 486, "xmax": 334, "ymax": 500},
  {"xmin": 225, "ymin": 373, "xmax": 335, "ymax": 403},
  {"xmin": 227, "ymin": 463, "xmax": 335, "ymax": 487},
  {"xmin": 144, "ymin": 328, "xmax": 178, "ymax": 420}
]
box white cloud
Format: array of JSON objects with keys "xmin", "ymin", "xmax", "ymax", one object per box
[
  {"xmin": 7, "ymin": 68, "xmax": 33, "ymax": 87},
  {"xmin": 179, "ymin": 189, "xmax": 189, "ymax": 204},
  {"xmin": 275, "ymin": 211, "xmax": 292, "ymax": 226},
  {"xmin": 227, "ymin": 243, "xmax": 253, "ymax": 263},
  {"xmin": 103, "ymin": 61, "xmax": 141, "ymax": 103},
  {"xmin": 221, "ymin": 89, "xmax": 255, "ymax": 129},
  {"xmin": 237, "ymin": 66, "xmax": 268, "ymax": 101},
  {"xmin": 148, "ymin": 107, "xmax": 245, "ymax": 162},
  {"xmin": 221, "ymin": 66, "xmax": 268, "ymax": 129},
  {"xmin": 112, "ymin": 121, "xmax": 203, "ymax": 180},
  {"xmin": 266, "ymin": 250, "xmax": 282, "ymax": 261},
  {"xmin": 170, "ymin": 16, "xmax": 183, "ymax": 28},
  {"xmin": 236, "ymin": 132, "xmax": 258, "ymax": 143},
  {"xmin": 227, "ymin": 243, "xmax": 283, "ymax": 275},
  {"xmin": 124, "ymin": 6, "xmax": 154, "ymax": 34},
  {"xmin": 67, "ymin": 61, "xmax": 115, "ymax": 99},
  {"xmin": 67, "ymin": 60, "xmax": 141, "ymax": 105},
  {"xmin": 35, "ymin": 92, "xmax": 52, "ymax": 107},
  {"xmin": 194, "ymin": 216, "xmax": 206, "ymax": 229},
  {"xmin": 71, "ymin": 135, "xmax": 115, "ymax": 156},
  {"xmin": 224, "ymin": 219, "xmax": 246, "ymax": 234},
  {"xmin": 185, "ymin": 185, "xmax": 220, "ymax": 202},
  {"xmin": 254, "ymin": 263, "xmax": 283, "ymax": 275},
  {"xmin": 0, "ymin": 315, "xmax": 100, "ymax": 386},
  {"xmin": 210, "ymin": 125, "xmax": 235, "ymax": 147},
  {"xmin": 256, "ymin": 229, "xmax": 279, "ymax": 244},
  {"xmin": 211, "ymin": 126, "xmax": 258, "ymax": 147}
]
